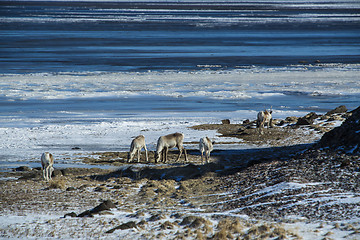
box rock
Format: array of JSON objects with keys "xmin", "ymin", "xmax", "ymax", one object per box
[
  {"xmin": 304, "ymin": 112, "xmax": 320, "ymax": 121},
  {"xmin": 327, "ymin": 115, "xmax": 344, "ymax": 122},
  {"xmin": 66, "ymin": 187, "xmax": 76, "ymax": 191},
  {"xmin": 15, "ymin": 166, "xmax": 31, "ymax": 172},
  {"xmin": 340, "ymin": 159, "xmax": 351, "ymax": 168},
  {"xmin": 95, "ymin": 200, "xmax": 115, "ymax": 211},
  {"xmin": 296, "ymin": 118, "xmax": 313, "ymax": 125},
  {"xmin": 94, "ymin": 185, "xmax": 108, "ymax": 192},
  {"xmin": 296, "ymin": 112, "xmax": 319, "ymax": 125},
  {"xmin": 271, "ymin": 119, "xmax": 281, "ymax": 126},
  {"xmin": 160, "ymin": 221, "xmax": 174, "ymax": 230},
  {"xmin": 52, "ymin": 169, "xmax": 63, "ymax": 178},
  {"xmin": 326, "ymin": 105, "xmax": 347, "ymax": 116},
  {"xmin": 77, "ymin": 210, "xmax": 93, "ymax": 218},
  {"xmin": 180, "ymin": 216, "xmax": 206, "ymax": 228},
  {"xmin": 77, "ymin": 200, "xmax": 116, "ymax": 217},
  {"xmin": 318, "ymin": 106, "xmax": 360, "ymax": 153},
  {"xmin": 189, "ymin": 218, "xmax": 206, "ymax": 228},
  {"xmin": 277, "ymin": 120, "xmax": 285, "ymax": 126},
  {"xmin": 64, "ymin": 212, "xmax": 77, "ymax": 218},
  {"xmin": 221, "ymin": 119, "xmax": 230, "ymax": 124},
  {"xmin": 148, "ymin": 213, "xmax": 164, "ymax": 222},
  {"xmin": 91, "ymin": 200, "xmax": 115, "ymax": 214},
  {"xmin": 237, "ymin": 126, "xmax": 246, "ymax": 133},
  {"xmin": 243, "ymin": 119, "xmax": 250, "ymax": 125},
  {"xmin": 180, "ymin": 216, "xmax": 198, "ymax": 225},
  {"xmin": 320, "ymin": 115, "xmax": 330, "ymax": 120},
  {"xmin": 285, "ymin": 116, "xmax": 298, "ymax": 123},
  {"xmin": 106, "ymin": 221, "xmax": 137, "ymax": 233},
  {"xmin": 342, "ymin": 112, "xmax": 352, "ymax": 119},
  {"xmin": 103, "ymin": 200, "xmax": 116, "ymax": 209},
  {"xmin": 61, "ymin": 169, "xmax": 69, "ymax": 176}
]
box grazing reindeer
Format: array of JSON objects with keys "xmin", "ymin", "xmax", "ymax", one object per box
[
  {"xmin": 41, "ymin": 152, "xmax": 54, "ymax": 181},
  {"xmin": 199, "ymin": 137, "xmax": 214, "ymax": 164},
  {"xmin": 257, "ymin": 109, "xmax": 273, "ymax": 134},
  {"xmin": 128, "ymin": 135, "xmax": 148, "ymax": 163},
  {"xmin": 155, "ymin": 132, "xmax": 188, "ymax": 163}
]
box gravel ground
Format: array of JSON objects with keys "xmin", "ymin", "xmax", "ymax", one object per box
[{"xmin": 1, "ymin": 106, "xmax": 359, "ymax": 239}]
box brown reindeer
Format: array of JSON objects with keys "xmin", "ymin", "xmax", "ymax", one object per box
[
  {"xmin": 41, "ymin": 152, "xmax": 54, "ymax": 181},
  {"xmin": 256, "ymin": 109, "xmax": 273, "ymax": 134},
  {"xmin": 155, "ymin": 133, "xmax": 188, "ymax": 163},
  {"xmin": 128, "ymin": 135, "xmax": 148, "ymax": 163},
  {"xmin": 199, "ymin": 137, "xmax": 214, "ymax": 164}
]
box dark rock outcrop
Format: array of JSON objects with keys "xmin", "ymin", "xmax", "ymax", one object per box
[
  {"xmin": 318, "ymin": 106, "xmax": 360, "ymax": 153},
  {"xmin": 325, "ymin": 105, "xmax": 347, "ymax": 116},
  {"xmin": 15, "ymin": 166, "xmax": 31, "ymax": 172},
  {"xmin": 106, "ymin": 221, "xmax": 137, "ymax": 233},
  {"xmin": 222, "ymin": 119, "xmax": 231, "ymax": 124},
  {"xmin": 296, "ymin": 112, "xmax": 319, "ymax": 125},
  {"xmin": 65, "ymin": 200, "xmax": 116, "ymax": 218}
]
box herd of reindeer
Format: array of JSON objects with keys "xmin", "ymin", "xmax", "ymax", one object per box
[{"xmin": 40, "ymin": 110, "xmax": 273, "ymax": 181}]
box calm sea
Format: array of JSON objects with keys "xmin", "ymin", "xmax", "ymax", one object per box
[{"xmin": 1, "ymin": 0, "xmax": 359, "ymax": 74}]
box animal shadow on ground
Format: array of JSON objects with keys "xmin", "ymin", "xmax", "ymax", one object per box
[{"xmin": 87, "ymin": 144, "xmax": 311, "ymax": 182}]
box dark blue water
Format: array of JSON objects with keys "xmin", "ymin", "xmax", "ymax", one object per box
[{"xmin": 1, "ymin": 1, "xmax": 359, "ymax": 73}]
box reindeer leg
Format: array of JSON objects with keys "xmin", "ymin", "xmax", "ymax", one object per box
[
  {"xmin": 161, "ymin": 148, "xmax": 165, "ymax": 163},
  {"xmin": 183, "ymin": 147, "xmax": 188, "ymax": 163},
  {"xmin": 50, "ymin": 166, "xmax": 54, "ymax": 181},
  {"xmin": 201, "ymin": 151, "xmax": 204, "ymax": 164},
  {"xmin": 47, "ymin": 166, "xmax": 50, "ymax": 181},
  {"xmin": 144, "ymin": 146, "xmax": 149, "ymax": 162},
  {"xmin": 260, "ymin": 121, "xmax": 264, "ymax": 135},
  {"xmin": 178, "ymin": 146, "xmax": 188, "ymax": 163},
  {"xmin": 45, "ymin": 166, "xmax": 49, "ymax": 181},
  {"xmin": 128, "ymin": 151, "xmax": 134, "ymax": 163},
  {"xmin": 137, "ymin": 149, "xmax": 140, "ymax": 163},
  {"xmin": 42, "ymin": 168, "xmax": 46, "ymax": 181},
  {"xmin": 154, "ymin": 152, "xmax": 158, "ymax": 163},
  {"xmin": 176, "ymin": 147, "xmax": 182, "ymax": 162},
  {"xmin": 164, "ymin": 147, "xmax": 168, "ymax": 163}
]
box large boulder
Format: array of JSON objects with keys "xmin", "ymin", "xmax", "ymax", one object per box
[
  {"xmin": 74, "ymin": 200, "xmax": 117, "ymax": 218},
  {"xmin": 296, "ymin": 112, "xmax": 319, "ymax": 125},
  {"xmin": 325, "ymin": 105, "xmax": 347, "ymax": 116},
  {"xmin": 317, "ymin": 106, "xmax": 360, "ymax": 153}
]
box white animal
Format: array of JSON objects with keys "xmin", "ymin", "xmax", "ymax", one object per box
[
  {"xmin": 257, "ymin": 109, "xmax": 273, "ymax": 134},
  {"xmin": 128, "ymin": 135, "xmax": 148, "ymax": 163},
  {"xmin": 155, "ymin": 132, "xmax": 188, "ymax": 163},
  {"xmin": 41, "ymin": 152, "xmax": 54, "ymax": 181},
  {"xmin": 199, "ymin": 137, "xmax": 214, "ymax": 164}
]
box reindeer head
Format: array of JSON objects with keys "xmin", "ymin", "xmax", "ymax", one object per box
[{"xmin": 154, "ymin": 152, "xmax": 160, "ymax": 163}]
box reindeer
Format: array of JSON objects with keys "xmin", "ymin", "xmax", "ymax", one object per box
[
  {"xmin": 155, "ymin": 132, "xmax": 188, "ymax": 163},
  {"xmin": 257, "ymin": 109, "xmax": 273, "ymax": 134},
  {"xmin": 128, "ymin": 135, "xmax": 148, "ymax": 163},
  {"xmin": 41, "ymin": 152, "xmax": 54, "ymax": 181},
  {"xmin": 199, "ymin": 137, "xmax": 214, "ymax": 164}
]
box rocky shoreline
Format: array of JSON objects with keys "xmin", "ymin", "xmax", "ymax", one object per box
[{"xmin": 1, "ymin": 106, "xmax": 359, "ymax": 239}]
